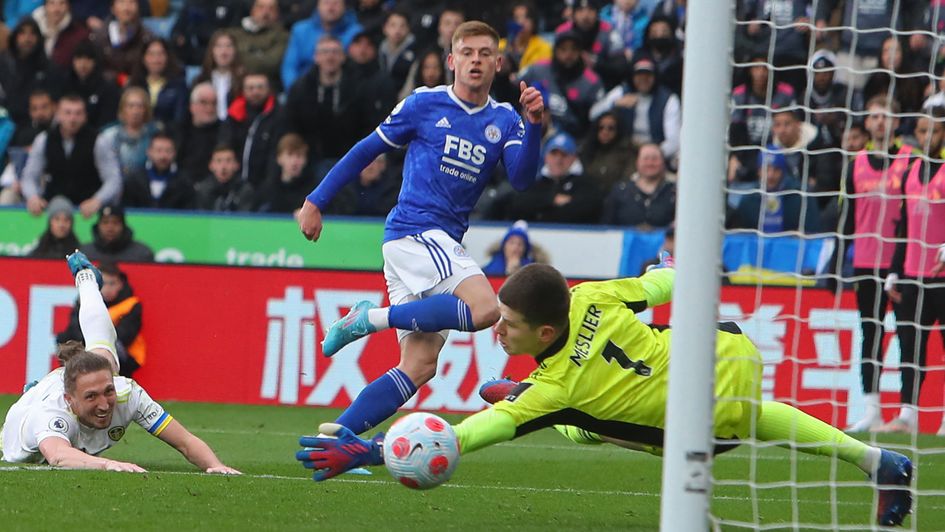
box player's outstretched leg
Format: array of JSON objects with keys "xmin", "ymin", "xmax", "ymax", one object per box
[
  {"xmin": 66, "ymin": 250, "xmax": 120, "ymax": 373},
  {"xmin": 322, "ymin": 294, "xmax": 478, "ymax": 357},
  {"xmin": 66, "ymin": 249, "xmax": 103, "ymax": 288},
  {"xmin": 757, "ymin": 401, "xmax": 912, "ymax": 526}
]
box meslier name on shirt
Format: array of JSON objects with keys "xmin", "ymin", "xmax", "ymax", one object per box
[{"xmin": 570, "ymin": 305, "xmax": 602, "ymax": 367}]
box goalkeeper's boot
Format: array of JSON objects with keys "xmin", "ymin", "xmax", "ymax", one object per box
[
  {"xmin": 478, "ymin": 378, "xmax": 519, "ymax": 405},
  {"xmin": 66, "ymin": 250, "xmax": 103, "ymax": 289},
  {"xmin": 874, "ymin": 449, "xmax": 913, "ymax": 526},
  {"xmin": 322, "ymin": 301, "xmax": 377, "ymax": 357}
]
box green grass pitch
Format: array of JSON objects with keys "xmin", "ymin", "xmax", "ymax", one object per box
[{"xmin": 1, "ymin": 395, "xmax": 942, "ymax": 530}]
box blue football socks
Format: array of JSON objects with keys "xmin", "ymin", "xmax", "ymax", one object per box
[
  {"xmin": 335, "ymin": 368, "xmax": 418, "ymax": 434},
  {"xmin": 387, "ymin": 294, "xmax": 475, "ymax": 332}
]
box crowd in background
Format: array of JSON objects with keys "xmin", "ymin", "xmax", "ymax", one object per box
[{"xmin": 2, "ymin": 0, "xmax": 943, "ymax": 237}]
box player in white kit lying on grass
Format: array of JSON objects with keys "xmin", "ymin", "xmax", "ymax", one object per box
[{"xmin": 0, "ymin": 251, "xmax": 240, "ymax": 474}]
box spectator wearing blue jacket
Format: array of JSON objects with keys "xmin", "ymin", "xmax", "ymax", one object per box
[{"xmin": 280, "ymin": 0, "xmax": 363, "ymax": 89}]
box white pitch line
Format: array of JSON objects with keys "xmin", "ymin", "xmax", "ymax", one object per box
[{"xmin": 3, "ymin": 466, "xmax": 943, "ymax": 511}]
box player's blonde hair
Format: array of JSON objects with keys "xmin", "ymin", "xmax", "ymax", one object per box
[
  {"xmin": 63, "ymin": 350, "xmax": 113, "ymax": 394},
  {"xmin": 451, "ymin": 21, "xmax": 499, "ymax": 48}
]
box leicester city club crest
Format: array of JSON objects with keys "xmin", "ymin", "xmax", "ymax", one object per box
[{"xmin": 484, "ymin": 124, "xmax": 501, "ymax": 143}]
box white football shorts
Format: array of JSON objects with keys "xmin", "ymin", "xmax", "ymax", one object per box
[{"xmin": 382, "ymin": 229, "xmax": 484, "ymax": 342}]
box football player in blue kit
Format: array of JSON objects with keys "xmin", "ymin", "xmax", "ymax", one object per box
[{"xmin": 297, "ymin": 21, "xmax": 544, "ymax": 435}]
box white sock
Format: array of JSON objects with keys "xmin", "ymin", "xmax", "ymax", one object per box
[
  {"xmin": 862, "ymin": 446, "xmax": 883, "ymax": 476},
  {"xmin": 76, "ymin": 270, "xmax": 119, "ymax": 372},
  {"xmin": 366, "ymin": 308, "xmax": 391, "ymax": 330},
  {"xmin": 898, "ymin": 405, "xmax": 918, "ymax": 426},
  {"xmin": 863, "ymin": 392, "xmax": 881, "ymax": 420}
]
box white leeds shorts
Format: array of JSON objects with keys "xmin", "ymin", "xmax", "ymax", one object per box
[{"xmin": 382, "ymin": 229, "xmax": 483, "ymax": 342}]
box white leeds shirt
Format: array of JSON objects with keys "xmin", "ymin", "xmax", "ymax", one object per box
[{"xmin": 1, "ymin": 368, "xmax": 172, "ymax": 463}]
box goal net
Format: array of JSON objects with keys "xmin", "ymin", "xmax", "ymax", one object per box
[{"xmin": 666, "ymin": 1, "xmax": 944, "ymax": 530}]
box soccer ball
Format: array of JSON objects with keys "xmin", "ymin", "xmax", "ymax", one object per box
[{"xmin": 383, "ymin": 412, "xmax": 460, "ymax": 490}]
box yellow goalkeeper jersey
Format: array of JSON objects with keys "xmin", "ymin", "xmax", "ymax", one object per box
[{"xmin": 455, "ymin": 271, "xmax": 762, "ymax": 454}]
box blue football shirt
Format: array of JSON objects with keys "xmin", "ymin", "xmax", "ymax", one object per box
[{"xmin": 376, "ymin": 85, "xmax": 527, "ymax": 242}]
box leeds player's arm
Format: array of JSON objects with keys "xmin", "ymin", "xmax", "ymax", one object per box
[
  {"xmin": 157, "ymin": 420, "xmax": 241, "ymax": 474},
  {"xmin": 39, "ymin": 438, "xmax": 146, "ymax": 472}
]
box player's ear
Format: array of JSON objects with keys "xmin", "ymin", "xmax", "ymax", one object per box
[
  {"xmin": 495, "ymin": 53, "xmax": 503, "ymax": 73},
  {"xmin": 537, "ymin": 324, "xmax": 557, "ymax": 343},
  {"xmin": 447, "ymin": 52, "xmax": 455, "ymax": 72}
]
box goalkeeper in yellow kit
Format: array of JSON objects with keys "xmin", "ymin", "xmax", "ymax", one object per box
[{"xmin": 296, "ymin": 258, "xmax": 913, "ymax": 526}]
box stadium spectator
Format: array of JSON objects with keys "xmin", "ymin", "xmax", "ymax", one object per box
[
  {"xmin": 636, "ymin": 15, "xmax": 682, "ymax": 95},
  {"xmin": 254, "ymin": 133, "xmax": 315, "ymax": 214},
  {"xmin": 650, "ymin": 0, "xmax": 686, "ymax": 42},
  {"xmin": 729, "ymin": 51, "xmax": 795, "ymax": 182},
  {"xmin": 32, "ymin": 0, "xmax": 89, "ymax": 69},
  {"xmin": 11, "ymin": 87, "xmax": 55, "ymax": 147},
  {"xmin": 579, "ymin": 111, "xmax": 634, "ymax": 194},
  {"xmin": 398, "ymin": 47, "xmax": 447, "ymax": 101},
  {"xmin": 219, "ymin": 72, "xmax": 280, "ymax": 187},
  {"xmin": 88, "ymin": 0, "xmax": 153, "ymax": 83},
  {"xmin": 21, "ymin": 95, "xmax": 122, "ymax": 218},
  {"xmin": 328, "ymin": 153, "xmax": 400, "ymax": 217},
  {"xmin": 923, "ymin": 62, "xmax": 945, "ymax": 110},
  {"xmin": 79, "ymin": 204, "xmax": 155, "ymax": 262},
  {"xmin": 403, "ymin": 2, "xmax": 463, "ymax": 56},
  {"xmin": 347, "ymin": 30, "xmax": 398, "ymax": 123},
  {"xmin": 122, "ymin": 132, "xmax": 194, "ymax": 209},
  {"xmin": 861, "ymin": 36, "xmax": 929, "ymax": 125},
  {"xmin": 61, "ymin": 39, "xmax": 120, "ymax": 129},
  {"xmin": 193, "ymin": 31, "xmax": 244, "ymax": 122},
  {"xmin": 519, "ymin": 31, "xmax": 604, "ymax": 138},
  {"xmin": 727, "ymin": 149, "xmax": 819, "ymax": 233},
  {"xmin": 378, "ymin": 11, "xmax": 416, "ymax": 91},
  {"xmin": 482, "ymin": 220, "xmax": 541, "ymax": 276},
  {"xmin": 499, "ymin": 2, "xmax": 552, "ymax": 74},
  {"xmin": 281, "ymin": 0, "xmax": 364, "ymax": 89},
  {"xmin": 194, "ymin": 144, "xmax": 254, "ymax": 212},
  {"xmin": 554, "ymin": 0, "xmax": 626, "ymax": 89},
  {"xmin": 354, "ymin": 0, "xmax": 387, "ymax": 41},
  {"xmin": 834, "ymin": 98, "xmax": 915, "ymax": 433},
  {"xmin": 100, "ymin": 87, "xmax": 160, "ymax": 182},
  {"xmin": 234, "ymin": 0, "xmax": 289, "ymax": 91},
  {"xmin": 127, "ymin": 37, "xmax": 187, "ymax": 126},
  {"xmin": 504, "ymin": 132, "xmax": 602, "ymax": 224},
  {"xmin": 600, "ymin": 0, "xmax": 650, "ymax": 62},
  {"xmin": 277, "ymin": 0, "xmax": 317, "ymax": 29},
  {"xmin": 601, "ymin": 142, "xmax": 675, "ymax": 228},
  {"xmin": 770, "ymin": 108, "xmax": 837, "ymax": 193},
  {"xmin": 814, "ymin": 0, "xmax": 925, "ymax": 90},
  {"xmin": 175, "ymin": 82, "xmax": 221, "ymax": 184},
  {"xmin": 27, "ymin": 195, "xmax": 80, "ymax": 259},
  {"xmin": 285, "ymin": 36, "xmax": 373, "ymax": 177},
  {"xmin": 805, "ymin": 50, "xmax": 849, "ymax": 148},
  {"xmin": 0, "ymin": 18, "xmax": 65, "ymax": 128},
  {"xmin": 71, "ymin": 0, "xmax": 152, "ymax": 31},
  {"xmin": 425, "ymin": 6, "xmax": 465, "ymax": 83},
  {"xmin": 590, "ymin": 56, "xmax": 680, "ymax": 164},
  {"xmin": 169, "ymin": 0, "xmax": 245, "ymax": 67},
  {"xmin": 882, "ymin": 107, "xmax": 945, "ymax": 434},
  {"xmin": 5, "ymin": 253, "xmax": 241, "ymax": 474},
  {"xmin": 842, "ymin": 122, "xmax": 868, "ymax": 154},
  {"xmin": 56, "ymin": 261, "xmax": 146, "ymax": 377},
  {"xmin": 735, "ymin": 0, "xmax": 810, "ymax": 95}
]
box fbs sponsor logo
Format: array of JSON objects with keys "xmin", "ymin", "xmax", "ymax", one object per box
[{"xmin": 108, "ymin": 426, "xmax": 125, "ymax": 441}]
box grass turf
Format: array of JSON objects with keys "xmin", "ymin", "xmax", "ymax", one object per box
[{"xmin": 1, "ymin": 395, "xmax": 941, "ymax": 531}]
